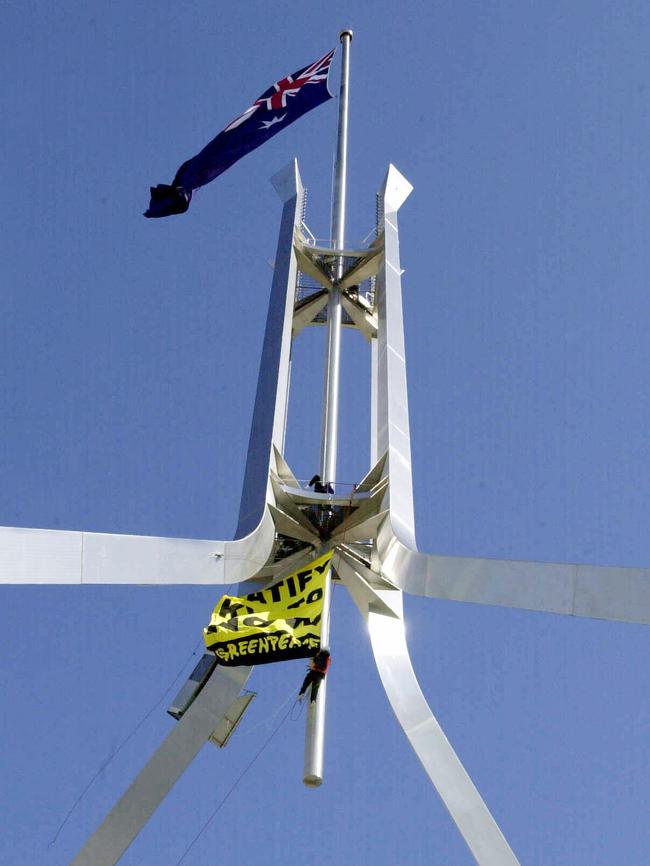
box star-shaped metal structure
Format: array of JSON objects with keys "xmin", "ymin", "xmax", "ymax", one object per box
[{"xmin": 2, "ymin": 158, "xmax": 650, "ymax": 866}]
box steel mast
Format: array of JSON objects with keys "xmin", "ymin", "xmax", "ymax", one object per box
[{"xmin": 303, "ymin": 28, "xmax": 352, "ymax": 786}]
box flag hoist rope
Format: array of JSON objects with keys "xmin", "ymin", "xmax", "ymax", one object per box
[{"xmin": 304, "ymin": 28, "xmax": 353, "ymax": 787}]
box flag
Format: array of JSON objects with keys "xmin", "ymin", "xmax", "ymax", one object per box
[
  {"xmin": 144, "ymin": 48, "xmax": 336, "ymax": 218},
  {"xmin": 204, "ymin": 551, "xmax": 332, "ymax": 665}
]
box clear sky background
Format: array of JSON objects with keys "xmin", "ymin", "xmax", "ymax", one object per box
[{"xmin": 2, "ymin": 2, "xmax": 650, "ymax": 864}]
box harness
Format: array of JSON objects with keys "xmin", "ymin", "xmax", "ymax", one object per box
[{"xmin": 310, "ymin": 655, "xmax": 331, "ymax": 675}]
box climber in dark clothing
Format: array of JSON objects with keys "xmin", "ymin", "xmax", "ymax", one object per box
[
  {"xmin": 298, "ymin": 649, "xmax": 331, "ymax": 703},
  {"xmin": 309, "ymin": 474, "xmax": 334, "ymax": 494},
  {"xmin": 308, "ymin": 474, "xmax": 327, "ymax": 493}
]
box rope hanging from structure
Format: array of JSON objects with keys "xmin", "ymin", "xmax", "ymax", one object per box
[
  {"xmin": 48, "ymin": 639, "xmax": 204, "ymax": 847},
  {"xmin": 174, "ymin": 698, "xmax": 298, "ymax": 866}
]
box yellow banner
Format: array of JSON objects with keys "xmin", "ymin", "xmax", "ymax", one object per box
[{"xmin": 203, "ymin": 550, "xmax": 332, "ymax": 666}]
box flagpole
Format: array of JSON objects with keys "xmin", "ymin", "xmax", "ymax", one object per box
[
  {"xmin": 319, "ymin": 29, "xmax": 351, "ymax": 486},
  {"xmin": 304, "ymin": 28, "xmax": 353, "ymax": 787}
]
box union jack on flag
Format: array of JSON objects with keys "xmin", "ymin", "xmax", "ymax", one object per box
[
  {"xmin": 224, "ymin": 48, "xmax": 335, "ymax": 131},
  {"xmin": 145, "ymin": 48, "xmax": 336, "ymax": 219}
]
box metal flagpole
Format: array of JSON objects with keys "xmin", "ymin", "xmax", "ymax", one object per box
[
  {"xmin": 303, "ymin": 28, "xmax": 352, "ymax": 786},
  {"xmin": 319, "ymin": 28, "xmax": 351, "ymax": 485}
]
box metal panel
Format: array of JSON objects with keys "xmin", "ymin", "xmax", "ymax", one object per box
[
  {"xmin": 292, "ymin": 289, "xmax": 329, "ymax": 337},
  {"xmin": 84, "ymin": 531, "xmax": 224, "ymax": 584},
  {"xmin": 293, "ymin": 242, "xmax": 332, "ymax": 290},
  {"xmin": 209, "ymin": 691, "xmax": 256, "ymax": 747},
  {"xmin": 0, "ymin": 526, "xmax": 82, "ymax": 584},
  {"xmin": 389, "ymin": 543, "xmax": 650, "ymax": 625},
  {"xmin": 340, "ymin": 294, "xmax": 376, "ymax": 341},
  {"xmin": 70, "ymin": 665, "xmax": 251, "ymax": 866},
  {"xmin": 574, "ymin": 563, "xmax": 650, "ymax": 621},
  {"xmin": 0, "ymin": 526, "xmax": 225, "ymax": 585},
  {"xmin": 268, "ymin": 504, "xmax": 319, "ymax": 545},
  {"xmin": 167, "ymin": 653, "xmax": 218, "ymax": 719},
  {"xmin": 338, "ymin": 239, "xmax": 383, "ymax": 288},
  {"xmin": 333, "ymin": 552, "xmax": 400, "ymax": 618}
]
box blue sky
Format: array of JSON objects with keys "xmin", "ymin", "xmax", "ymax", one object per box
[{"xmin": 2, "ymin": 2, "xmax": 650, "ymax": 864}]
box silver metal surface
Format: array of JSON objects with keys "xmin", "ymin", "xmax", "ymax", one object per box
[
  {"xmin": 333, "ymin": 549, "xmax": 401, "ymax": 619},
  {"xmin": 0, "ymin": 525, "xmax": 225, "ymax": 584},
  {"xmin": 0, "ymin": 518, "xmax": 283, "ymax": 586},
  {"xmin": 209, "ymin": 691, "xmax": 256, "ymax": 747},
  {"xmin": 292, "ymin": 289, "xmax": 329, "ymax": 337},
  {"xmin": 319, "ymin": 288, "xmax": 342, "ymax": 482},
  {"xmin": 319, "ymin": 31, "xmax": 351, "ymax": 485},
  {"xmin": 388, "ymin": 546, "xmax": 650, "ymax": 625},
  {"xmin": 236, "ymin": 159, "xmax": 305, "ymax": 539},
  {"xmin": 167, "ymin": 653, "xmax": 218, "ymax": 719},
  {"xmin": 306, "ymin": 30, "xmax": 352, "ymax": 787},
  {"xmin": 339, "ymin": 557, "xmax": 519, "ymax": 865},
  {"xmin": 5, "ymin": 140, "xmax": 650, "ymax": 864},
  {"xmin": 367, "ymin": 167, "xmax": 525, "ymax": 862},
  {"xmin": 368, "ymin": 606, "xmax": 521, "ymax": 866},
  {"xmin": 374, "ymin": 165, "xmax": 416, "ymax": 550},
  {"xmin": 70, "ymin": 665, "xmax": 251, "ymax": 866},
  {"xmin": 277, "ymin": 484, "xmax": 371, "ymax": 505},
  {"xmin": 302, "ymin": 560, "xmax": 333, "ymax": 786}
]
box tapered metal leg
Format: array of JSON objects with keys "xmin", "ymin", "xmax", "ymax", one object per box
[
  {"xmin": 368, "ymin": 607, "xmax": 520, "ymax": 866},
  {"xmin": 70, "ymin": 665, "xmax": 251, "ymax": 866}
]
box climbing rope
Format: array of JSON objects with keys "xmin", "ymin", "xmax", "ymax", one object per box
[
  {"xmin": 174, "ymin": 698, "xmax": 297, "ymax": 865},
  {"xmin": 236, "ymin": 684, "xmax": 300, "ymax": 737},
  {"xmin": 48, "ymin": 639, "xmax": 203, "ymax": 847}
]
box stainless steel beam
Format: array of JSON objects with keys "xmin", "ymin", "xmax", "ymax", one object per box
[
  {"xmin": 374, "ymin": 164, "xmax": 416, "ymax": 550},
  {"xmin": 0, "ymin": 526, "xmax": 224, "ymax": 584},
  {"xmin": 367, "ymin": 605, "xmax": 521, "ymax": 866},
  {"xmin": 235, "ymin": 160, "xmax": 305, "ymax": 539},
  {"xmin": 340, "ymin": 554, "xmax": 520, "ymax": 865},
  {"xmin": 70, "ymin": 665, "xmax": 251, "ymax": 866},
  {"xmin": 388, "ymin": 546, "xmax": 650, "ymax": 625}
]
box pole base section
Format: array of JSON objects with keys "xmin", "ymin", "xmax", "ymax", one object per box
[{"xmin": 303, "ymin": 773, "xmax": 323, "ymax": 787}]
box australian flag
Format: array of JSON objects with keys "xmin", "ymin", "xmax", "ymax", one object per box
[{"xmin": 144, "ymin": 48, "xmax": 336, "ymax": 218}]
